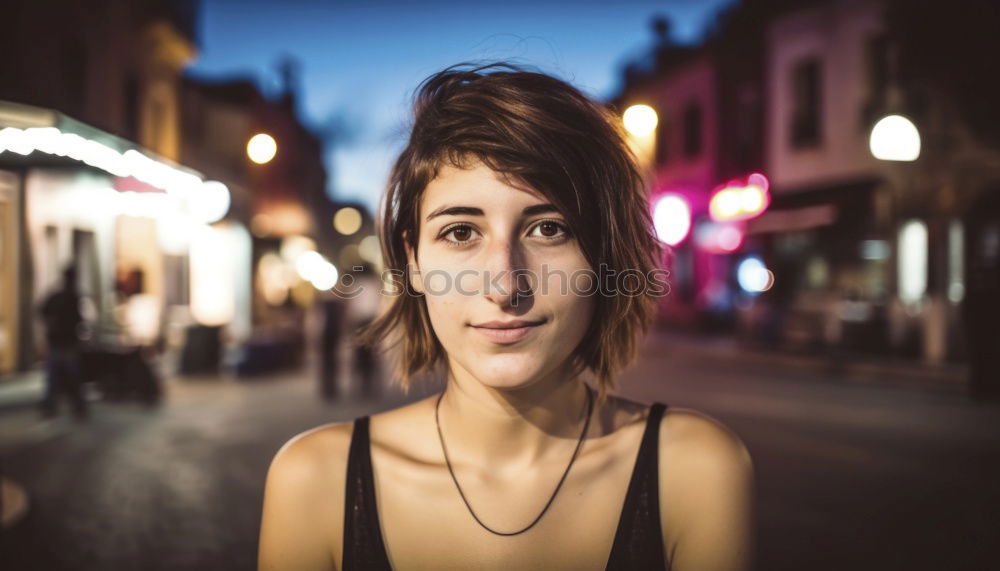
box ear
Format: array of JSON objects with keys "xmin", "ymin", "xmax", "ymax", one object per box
[{"xmin": 403, "ymin": 230, "xmax": 425, "ymax": 295}]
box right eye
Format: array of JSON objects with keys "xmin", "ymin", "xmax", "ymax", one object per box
[{"xmin": 438, "ymin": 224, "xmax": 481, "ymax": 247}]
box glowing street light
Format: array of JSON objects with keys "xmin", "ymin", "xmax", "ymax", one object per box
[
  {"xmin": 192, "ymin": 180, "xmax": 231, "ymax": 223},
  {"xmin": 247, "ymin": 133, "xmax": 277, "ymax": 164},
  {"xmin": 295, "ymin": 250, "xmax": 339, "ymax": 291},
  {"xmin": 623, "ymin": 104, "xmax": 658, "ymax": 137},
  {"xmin": 652, "ymin": 194, "xmax": 691, "ymax": 246},
  {"xmin": 737, "ymin": 256, "xmax": 774, "ymax": 294},
  {"xmin": 709, "ymin": 173, "xmax": 771, "ymax": 223},
  {"xmin": 333, "ymin": 207, "xmax": 362, "ymax": 236},
  {"xmin": 694, "ymin": 220, "xmax": 745, "ymax": 254},
  {"xmin": 869, "ymin": 114, "xmax": 920, "ymax": 162}
]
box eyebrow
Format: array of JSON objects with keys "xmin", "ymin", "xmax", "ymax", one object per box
[{"xmin": 425, "ymin": 203, "xmax": 560, "ymax": 222}]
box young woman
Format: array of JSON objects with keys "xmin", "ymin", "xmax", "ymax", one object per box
[{"xmin": 259, "ymin": 63, "xmax": 754, "ymax": 570}]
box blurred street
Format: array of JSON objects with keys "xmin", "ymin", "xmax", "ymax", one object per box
[
  {"xmin": 2, "ymin": 1, "xmax": 999, "ymax": 569},
  {"xmin": 2, "ymin": 331, "xmax": 997, "ymax": 571}
]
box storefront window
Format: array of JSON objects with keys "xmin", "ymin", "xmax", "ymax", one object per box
[
  {"xmin": 897, "ymin": 219, "xmax": 928, "ymax": 303},
  {"xmin": 948, "ymin": 219, "xmax": 965, "ymax": 303},
  {"xmin": 805, "ymin": 256, "xmax": 830, "ymax": 290}
]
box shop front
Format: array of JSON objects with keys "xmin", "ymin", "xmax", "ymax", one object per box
[{"xmin": 0, "ymin": 101, "xmax": 249, "ymax": 378}]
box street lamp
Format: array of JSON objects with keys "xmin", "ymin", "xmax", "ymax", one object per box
[
  {"xmin": 623, "ymin": 104, "xmax": 658, "ymax": 169},
  {"xmin": 247, "ymin": 133, "xmax": 277, "ymax": 164},
  {"xmin": 869, "ymin": 114, "xmax": 920, "ymax": 162},
  {"xmin": 333, "ymin": 207, "xmax": 362, "ymax": 236},
  {"xmin": 623, "ymin": 104, "xmax": 658, "ymax": 137},
  {"xmin": 651, "ymin": 193, "xmax": 691, "ymax": 246}
]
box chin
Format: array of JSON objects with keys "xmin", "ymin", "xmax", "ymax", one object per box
[{"xmin": 465, "ymin": 353, "xmax": 554, "ymax": 390}]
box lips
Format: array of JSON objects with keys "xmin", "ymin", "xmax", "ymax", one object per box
[
  {"xmin": 470, "ymin": 319, "xmax": 545, "ymax": 329},
  {"xmin": 469, "ymin": 318, "xmax": 545, "ymax": 344}
]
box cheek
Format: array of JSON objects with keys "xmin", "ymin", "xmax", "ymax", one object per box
[
  {"xmin": 555, "ymin": 289, "xmax": 596, "ymax": 339},
  {"xmin": 533, "ymin": 250, "xmax": 596, "ymax": 301},
  {"xmin": 422, "ymin": 293, "xmax": 466, "ymax": 343},
  {"xmin": 536, "ymin": 261, "xmax": 597, "ymax": 341}
]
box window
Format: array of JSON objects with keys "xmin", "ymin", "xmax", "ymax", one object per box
[
  {"xmin": 682, "ymin": 102, "xmax": 703, "ymax": 158},
  {"xmin": 654, "ymin": 109, "xmax": 669, "ymax": 166},
  {"xmin": 865, "ymin": 34, "xmax": 890, "ymax": 103},
  {"xmin": 860, "ymin": 33, "xmax": 891, "ymax": 131},
  {"xmin": 897, "ymin": 219, "xmax": 928, "ymax": 304},
  {"xmin": 735, "ymin": 83, "xmax": 759, "ymax": 170},
  {"xmin": 948, "ymin": 219, "xmax": 964, "ymax": 303},
  {"xmin": 790, "ymin": 58, "xmax": 822, "ymax": 148},
  {"xmin": 149, "ymin": 97, "xmax": 166, "ymax": 152}
]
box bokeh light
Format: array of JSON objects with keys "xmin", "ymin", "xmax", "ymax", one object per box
[
  {"xmin": 652, "ymin": 194, "xmax": 691, "ymax": 246},
  {"xmin": 870, "ymin": 114, "xmax": 921, "ymax": 162},
  {"xmin": 737, "ymin": 256, "xmax": 774, "ymax": 293},
  {"xmin": 246, "ymin": 133, "xmax": 277, "ymax": 164},
  {"xmin": 623, "ymin": 104, "xmax": 658, "ymax": 137},
  {"xmin": 333, "ymin": 207, "xmax": 362, "ymax": 235}
]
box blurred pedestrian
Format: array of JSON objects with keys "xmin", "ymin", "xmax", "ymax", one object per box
[
  {"xmin": 38, "ymin": 264, "xmax": 88, "ymax": 420},
  {"xmin": 346, "ymin": 266, "xmax": 382, "ymax": 398},
  {"xmin": 319, "ymin": 296, "xmax": 346, "ymax": 400},
  {"xmin": 962, "ymin": 196, "xmax": 1000, "ymax": 400}
]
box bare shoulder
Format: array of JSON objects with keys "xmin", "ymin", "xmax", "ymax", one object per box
[
  {"xmin": 258, "ymin": 421, "xmax": 356, "ymax": 571},
  {"xmin": 272, "ymin": 421, "xmax": 356, "ymax": 469},
  {"xmin": 660, "ymin": 408, "xmax": 752, "ymax": 470},
  {"xmin": 365, "ymin": 394, "xmax": 445, "ymax": 463},
  {"xmin": 658, "ymin": 409, "xmax": 755, "ymax": 571},
  {"xmin": 599, "ymin": 397, "xmax": 751, "ymax": 472},
  {"xmin": 264, "ymin": 421, "xmax": 357, "ymax": 499}
]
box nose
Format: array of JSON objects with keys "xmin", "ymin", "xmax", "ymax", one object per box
[{"xmin": 482, "ymin": 236, "xmax": 533, "ymax": 309}]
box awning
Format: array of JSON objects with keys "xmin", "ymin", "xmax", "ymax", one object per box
[
  {"xmin": 747, "ymin": 204, "xmax": 838, "ymax": 235},
  {"xmin": 747, "ymin": 176, "xmax": 880, "ymax": 235},
  {"xmin": 0, "ymin": 100, "xmax": 230, "ymax": 223}
]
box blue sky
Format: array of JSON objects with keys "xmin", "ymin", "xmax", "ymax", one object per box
[{"xmin": 190, "ymin": 0, "xmax": 735, "ymax": 213}]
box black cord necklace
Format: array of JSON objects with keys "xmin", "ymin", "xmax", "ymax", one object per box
[{"xmin": 434, "ymin": 383, "xmax": 594, "ymax": 536}]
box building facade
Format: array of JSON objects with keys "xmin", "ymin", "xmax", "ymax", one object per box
[
  {"xmin": 613, "ymin": 0, "xmax": 1000, "ymax": 380},
  {"xmin": 179, "ymin": 72, "xmax": 333, "ymax": 373},
  {"xmin": 0, "ymin": 0, "xmax": 205, "ymax": 375}
]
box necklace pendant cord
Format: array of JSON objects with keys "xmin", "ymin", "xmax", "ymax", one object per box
[{"xmin": 434, "ymin": 384, "xmax": 595, "ymax": 537}]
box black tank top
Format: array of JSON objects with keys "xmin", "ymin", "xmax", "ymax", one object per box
[{"xmin": 343, "ymin": 402, "xmax": 670, "ymax": 570}]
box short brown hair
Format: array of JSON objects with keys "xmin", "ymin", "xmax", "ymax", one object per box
[{"xmin": 357, "ymin": 63, "xmax": 664, "ymax": 406}]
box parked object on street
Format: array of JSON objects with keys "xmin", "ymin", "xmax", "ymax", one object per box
[
  {"xmin": 179, "ymin": 324, "xmax": 223, "ymax": 375},
  {"xmin": 235, "ymin": 325, "xmax": 305, "ymax": 378},
  {"xmin": 80, "ymin": 345, "xmax": 162, "ymax": 405}
]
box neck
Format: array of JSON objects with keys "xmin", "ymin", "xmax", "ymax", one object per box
[{"xmin": 436, "ymin": 359, "xmax": 592, "ymax": 472}]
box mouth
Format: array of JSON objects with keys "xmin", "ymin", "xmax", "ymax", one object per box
[{"xmin": 468, "ymin": 319, "xmax": 546, "ymax": 344}]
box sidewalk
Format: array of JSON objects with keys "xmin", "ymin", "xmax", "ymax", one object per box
[
  {"xmin": 0, "ymin": 369, "xmax": 44, "ymax": 412},
  {"xmin": 648, "ymin": 329, "xmax": 968, "ymax": 393},
  {"xmin": 0, "ymin": 369, "xmax": 66, "ymax": 456},
  {"xmin": 0, "ymin": 369, "xmax": 44, "ymax": 534}
]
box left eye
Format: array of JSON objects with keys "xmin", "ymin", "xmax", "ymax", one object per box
[{"xmin": 530, "ymin": 220, "xmax": 569, "ymax": 239}]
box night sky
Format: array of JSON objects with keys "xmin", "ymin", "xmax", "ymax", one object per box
[{"xmin": 189, "ymin": 0, "xmax": 735, "ymax": 213}]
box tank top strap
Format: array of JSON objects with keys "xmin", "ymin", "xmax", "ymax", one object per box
[
  {"xmin": 343, "ymin": 416, "xmax": 393, "ymax": 570},
  {"xmin": 642, "ymin": 403, "xmax": 668, "ymax": 451},
  {"xmin": 605, "ymin": 402, "xmax": 669, "ymax": 570}
]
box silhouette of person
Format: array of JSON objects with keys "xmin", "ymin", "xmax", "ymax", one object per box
[
  {"xmin": 38, "ymin": 264, "xmax": 88, "ymax": 419},
  {"xmin": 346, "ymin": 266, "xmax": 381, "ymax": 398},
  {"xmin": 319, "ymin": 295, "xmax": 346, "ymax": 400}
]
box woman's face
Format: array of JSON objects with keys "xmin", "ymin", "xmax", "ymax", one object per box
[{"xmin": 406, "ymin": 160, "xmax": 596, "ymax": 391}]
